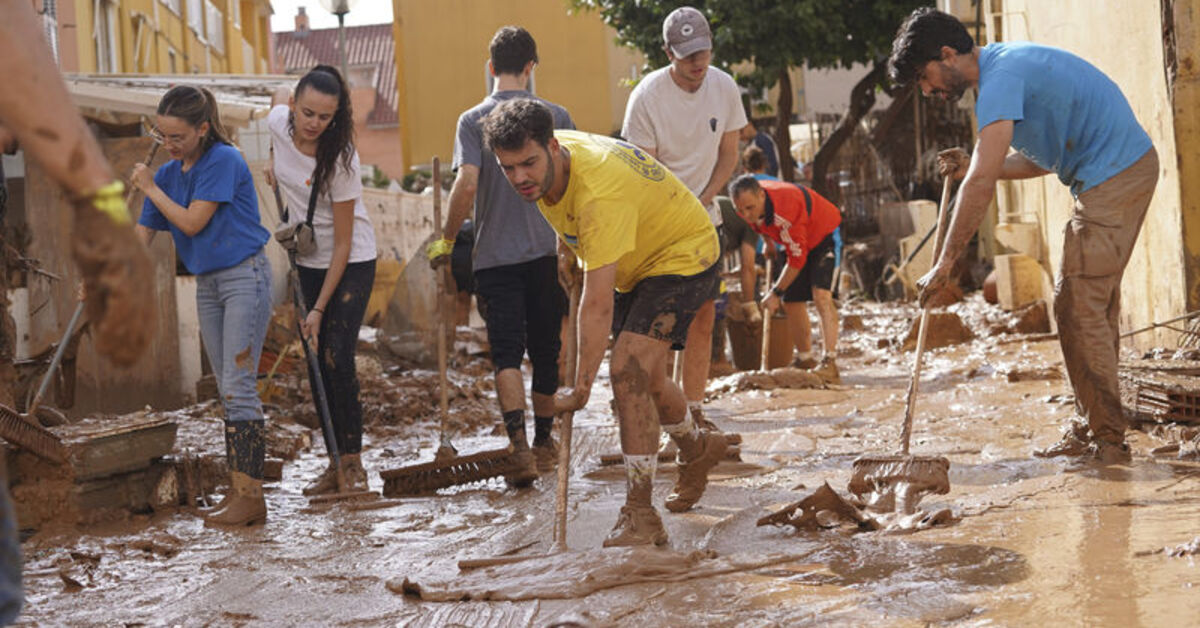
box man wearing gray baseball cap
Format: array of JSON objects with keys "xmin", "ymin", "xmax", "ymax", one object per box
[{"xmin": 622, "ymin": 5, "xmax": 747, "ymax": 510}]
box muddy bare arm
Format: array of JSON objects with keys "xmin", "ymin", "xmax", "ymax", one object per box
[
  {"xmin": 739, "ymin": 241, "xmax": 757, "ymax": 299},
  {"xmin": 698, "ymin": 129, "xmax": 741, "ymax": 207},
  {"xmin": 555, "ymin": 262, "xmax": 616, "ymax": 413},
  {"xmin": 301, "ymin": 197, "xmax": 355, "ymax": 345},
  {"xmin": 918, "ymin": 120, "xmax": 1011, "ymax": 306},
  {"xmin": 1000, "ymin": 151, "xmax": 1051, "ymax": 180},
  {"xmin": 441, "ymin": 164, "xmax": 478, "ymax": 243}
]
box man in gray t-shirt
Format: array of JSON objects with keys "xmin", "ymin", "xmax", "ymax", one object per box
[{"xmin": 427, "ymin": 26, "xmax": 574, "ymax": 486}]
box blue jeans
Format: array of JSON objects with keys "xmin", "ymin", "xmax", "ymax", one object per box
[{"xmin": 196, "ymin": 248, "xmax": 271, "ymax": 423}]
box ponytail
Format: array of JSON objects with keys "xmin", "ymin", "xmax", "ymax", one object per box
[{"xmin": 157, "ymin": 85, "xmax": 232, "ymax": 151}]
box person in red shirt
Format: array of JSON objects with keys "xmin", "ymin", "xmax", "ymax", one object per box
[{"xmin": 729, "ymin": 174, "xmax": 842, "ymax": 380}]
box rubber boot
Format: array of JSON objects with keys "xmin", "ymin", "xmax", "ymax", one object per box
[
  {"xmin": 203, "ymin": 423, "xmax": 238, "ymax": 515},
  {"xmin": 206, "ymin": 421, "xmax": 267, "ymax": 528}
]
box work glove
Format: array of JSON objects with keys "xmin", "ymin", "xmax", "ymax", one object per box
[
  {"xmin": 425, "ymin": 237, "xmax": 454, "ymax": 268},
  {"xmin": 741, "ymin": 300, "xmax": 763, "ymax": 325},
  {"xmin": 937, "ymin": 148, "xmax": 969, "ymax": 180}
]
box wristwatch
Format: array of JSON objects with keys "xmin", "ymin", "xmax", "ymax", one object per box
[{"xmin": 772, "ymin": 286, "xmax": 785, "ymax": 297}]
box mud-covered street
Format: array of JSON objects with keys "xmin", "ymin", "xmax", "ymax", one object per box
[{"xmin": 11, "ymin": 297, "xmax": 1198, "ymax": 626}]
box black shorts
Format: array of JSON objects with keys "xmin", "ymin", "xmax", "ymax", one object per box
[
  {"xmin": 612, "ymin": 263, "xmax": 720, "ymax": 351},
  {"xmin": 783, "ymin": 232, "xmax": 837, "ymax": 303},
  {"xmin": 474, "ymin": 256, "xmax": 566, "ymax": 395},
  {"xmin": 450, "ymin": 239, "xmax": 474, "ymax": 294}
]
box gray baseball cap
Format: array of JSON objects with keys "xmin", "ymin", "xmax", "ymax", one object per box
[{"xmin": 663, "ymin": 6, "xmax": 712, "ymax": 58}]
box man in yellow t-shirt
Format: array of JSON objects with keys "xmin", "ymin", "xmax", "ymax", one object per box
[{"xmin": 483, "ymin": 99, "xmax": 729, "ymax": 547}]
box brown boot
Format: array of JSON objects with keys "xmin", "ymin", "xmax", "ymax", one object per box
[
  {"xmin": 302, "ymin": 463, "xmax": 339, "ymax": 496},
  {"xmin": 602, "ymin": 504, "xmax": 669, "ymax": 547},
  {"xmin": 340, "ymin": 453, "xmax": 369, "ymax": 491},
  {"xmin": 205, "ymin": 472, "xmax": 266, "ymax": 527},
  {"xmin": 503, "ymin": 447, "xmax": 538, "ymax": 489},
  {"xmin": 664, "ymin": 431, "xmax": 728, "ymax": 513},
  {"xmin": 690, "ymin": 406, "xmax": 742, "ymax": 446},
  {"xmin": 810, "ymin": 357, "xmax": 840, "ymax": 384},
  {"xmin": 532, "ymin": 437, "xmax": 558, "ymax": 474}
]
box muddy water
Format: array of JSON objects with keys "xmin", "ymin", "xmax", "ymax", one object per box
[{"xmin": 17, "ymin": 298, "xmax": 1200, "ymax": 625}]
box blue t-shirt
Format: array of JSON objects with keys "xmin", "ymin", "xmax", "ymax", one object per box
[
  {"xmin": 975, "ymin": 42, "xmax": 1152, "ymax": 196},
  {"xmin": 139, "ymin": 142, "xmax": 270, "ymax": 274}
]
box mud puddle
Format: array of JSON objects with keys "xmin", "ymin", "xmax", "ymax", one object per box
[{"xmin": 15, "ymin": 302, "xmax": 1200, "ymax": 625}]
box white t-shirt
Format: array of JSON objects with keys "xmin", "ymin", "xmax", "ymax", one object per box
[
  {"xmin": 268, "ymin": 105, "xmax": 377, "ymax": 268},
  {"xmin": 622, "ymin": 65, "xmax": 748, "ymax": 226}
]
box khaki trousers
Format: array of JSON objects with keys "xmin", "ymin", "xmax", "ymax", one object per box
[{"xmin": 1055, "ymin": 147, "xmax": 1159, "ymax": 444}]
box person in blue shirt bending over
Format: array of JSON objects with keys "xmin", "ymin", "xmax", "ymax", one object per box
[
  {"xmin": 131, "ymin": 85, "xmax": 273, "ymax": 525},
  {"xmin": 889, "ymin": 8, "xmax": 1158, "ymax": 466}
]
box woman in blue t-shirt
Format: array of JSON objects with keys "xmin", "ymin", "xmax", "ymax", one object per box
[{"xmin": 131, "ymin": 85, "xmax": 273, "ymax": 527}]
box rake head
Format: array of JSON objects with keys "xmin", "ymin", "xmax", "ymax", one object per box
[{"xmin": 380, "ymin": 446, "xmax": 520, "ymax": 496}]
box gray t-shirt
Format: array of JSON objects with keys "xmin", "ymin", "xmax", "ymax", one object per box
[{"xmin": 453, "ymin": 90, "xmax": 574, "ymax": 271}]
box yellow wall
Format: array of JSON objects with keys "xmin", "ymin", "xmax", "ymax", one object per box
[
  {"xmin": 992, "ymin": 0, "xmax": 1187, "ymax": 348},
  {"xmin": 65, "ymin": 0, "xmax": 270, "ymax": 75},
  {"xmin": 392, "ymin": 0, "xmax": 643, "ymax": 170}
]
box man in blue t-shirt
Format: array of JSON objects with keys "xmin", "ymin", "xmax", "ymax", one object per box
[{"xmin": 889, "ymin": 8, "xmax": 1158, "ymax": 466}]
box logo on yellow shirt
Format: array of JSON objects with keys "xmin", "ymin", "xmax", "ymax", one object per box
[{"xmin": 605, "ymin": 139, "xmax": 666, "ymax": 182}]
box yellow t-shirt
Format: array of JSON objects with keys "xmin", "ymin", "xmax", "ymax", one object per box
[{"xmin": 538, "ymin": 131, "xmax": 719, "ymax": 293}]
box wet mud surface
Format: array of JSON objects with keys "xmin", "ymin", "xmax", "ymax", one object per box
[{"xmin": 16, "ymin": 299, "xmax": 1200, "ymax": 625}]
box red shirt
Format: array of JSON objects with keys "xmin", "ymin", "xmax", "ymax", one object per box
[{"xmin": 750, "ymin": 180, "xmax": 842, "ymax": 270}]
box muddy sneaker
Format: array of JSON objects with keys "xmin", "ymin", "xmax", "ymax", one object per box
[
  {"xmin": 602, "ymin": 504, "xmax": 669, "ymax": 547},
  {"xmin": 302, "ymin": 463, "xmax": 339, "ymax": 496},
  {"xmin": 504, "ymin": 448, "xmax": 538, "ymax": 489},
  {"xmin": 664, "ymin": 431, "xmax": 728, "ymax": 513},
  {"xmin": 1033, "ymin": 432, "xmax": 1092, "ymax": 458},
  {"xmin": 810, "ymin": 357, "xmax": 840, "ymax": 384},
  {"xmin": 790, "ymin": 355, "xmax": 819, "ymax": 369},
  {"xmin": 1091, "ymin": 440, "xmax": 1133, "ymax": 466},
  {"xmin": 340, "ymin": 453, "xmax": 369, "ymax": 491},
  {"xmin": 532, "ymin": 438, "xmax": 558, "ymax": 474}
]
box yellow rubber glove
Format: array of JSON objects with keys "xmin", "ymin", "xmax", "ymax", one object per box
[{"xmin": 425, "ymin": 237, "xmax": 454, "ymax": 266}]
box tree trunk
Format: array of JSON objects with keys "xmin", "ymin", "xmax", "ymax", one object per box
[
  {"xmin": 811, "ymin": 58, "xmax": 888, "ymax": 199},
  {"xmin": 774, "ymin": 67, "xmax": 795, "ymax": 182}
]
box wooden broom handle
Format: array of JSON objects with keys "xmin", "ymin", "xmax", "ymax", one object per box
[{"xmin": 900, "ymin": 176, "xmax": 954, "ymax": 454}]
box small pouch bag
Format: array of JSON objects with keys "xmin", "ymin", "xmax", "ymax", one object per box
[{"xmin": 274, "ymin": 178, "xmax": 319, "ymax": 256}]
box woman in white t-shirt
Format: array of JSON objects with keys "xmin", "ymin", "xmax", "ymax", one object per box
[{"xmin": 268, "ymin": 65, "xmax": 378, "ymax": 494}]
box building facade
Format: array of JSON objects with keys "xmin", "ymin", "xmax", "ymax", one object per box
[{"xmin": 46, "ymin": 0, "xmax": 273, "ymax": 75}]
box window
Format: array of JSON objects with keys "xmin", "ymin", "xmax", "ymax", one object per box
[
  {"xmin": 94, "ymin": 0, "xmax": 119, "ymax": 73},
  {"xmin": 168, "ymin": 48, "xmax": 178, "ymax": 74},
  {"xmin": 206, "ymin": 1, "xmax": 224, "ymax": 53},
  {"xmin": 161, "ymin": 0, "xmax": 182, "ymax": 15},
  {"xmin": 187, "ymin": 0, "xmax": 204, "ymax": 38},
  {"xmin": 232, "ymin": 0, "xmax": 240, "ymax": 29}
]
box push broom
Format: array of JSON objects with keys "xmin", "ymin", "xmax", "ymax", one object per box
[
  {"xmin": 848, "ymin": 175, "xmax": 954, "ymax": 514},
  {"xmin": 379, "ymin": 157, "xmax": 520, "ymax": 496}
]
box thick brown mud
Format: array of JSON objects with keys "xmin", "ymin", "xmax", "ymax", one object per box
[{"xmin": 13, "ymin": 296, "xmax": 1200, "ymax": 625}]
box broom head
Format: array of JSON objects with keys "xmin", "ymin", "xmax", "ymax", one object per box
[
  {"xmin": 848, "ymin": 453, "xmax": 950, "ymax": 498},
  {"xmin": 380, "ymin": 446, "xmax": 520, "ymax": 496}
]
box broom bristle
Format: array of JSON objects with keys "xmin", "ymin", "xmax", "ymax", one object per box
[
  {"xmin": 0, "ymin": 408, "xmax": 68, "ymax": 463},
  {"xmin": 380, "ymin": 447, "xmax": 519, "ymax": 496},
  {"xmin": 848, "ymin": 454, "xmax": 950, "ymax": 496}
]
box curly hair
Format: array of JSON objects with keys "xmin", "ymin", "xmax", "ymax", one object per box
[
  {"xmin": 288, "ymin": 65, "xmax": 355, "ymax": 197},
  {"xmin": 888, "ymin": 7, "xmax": 974, "ymax": 86},
  {"xmin": 157, "ymin": 85, "xmax": 233, "ymax": 152},
  {"xmin": 490, "ymin": 26, "xmax": 538, "ymax": 76},
  {"xmin": 482, "ymin": 98, "xmax": 554, "ymax": 153}
]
